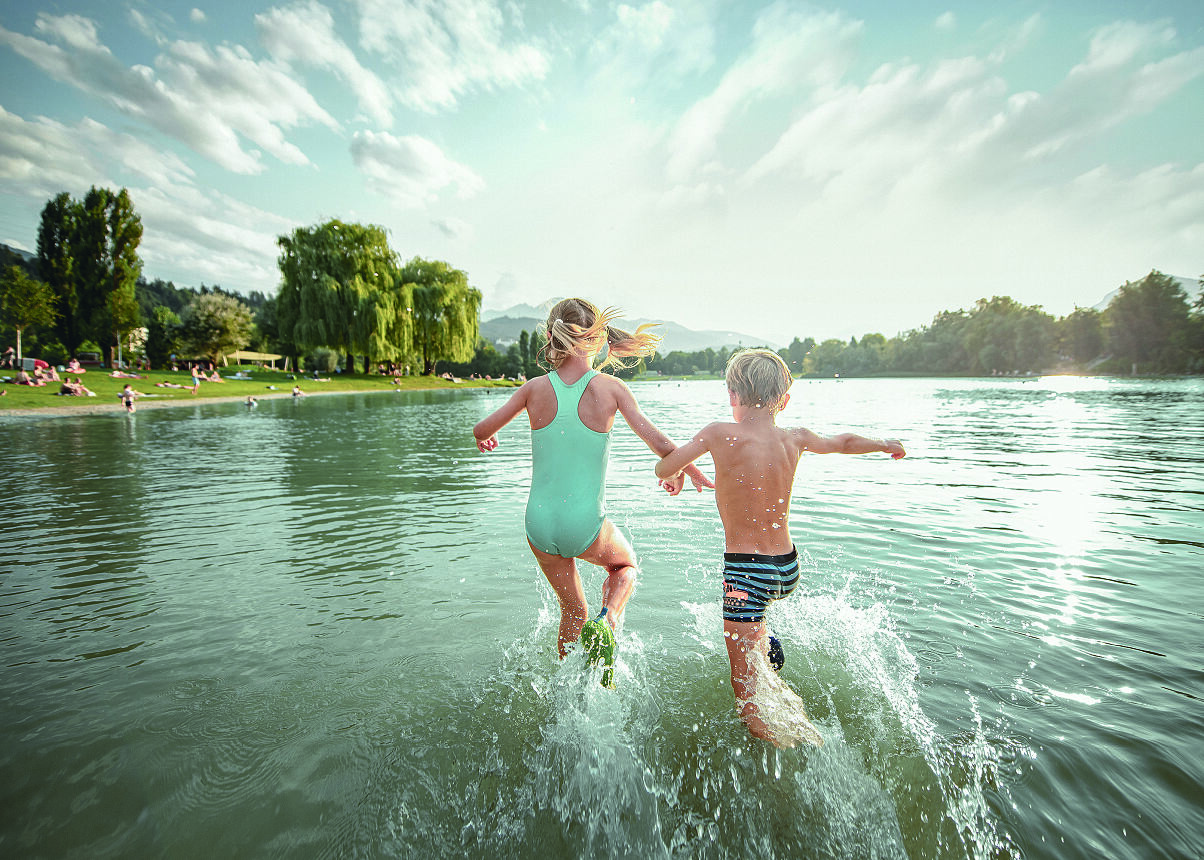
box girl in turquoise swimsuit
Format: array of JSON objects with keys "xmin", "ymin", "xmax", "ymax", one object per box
[{"xmin": 473, "ymin": 298, "xmax": 713, "ymax": 684}]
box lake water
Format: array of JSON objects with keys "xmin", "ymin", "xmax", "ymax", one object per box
[{"xmin": 1, "ymin": 377, "xmax": 1201, "ymax": 859}]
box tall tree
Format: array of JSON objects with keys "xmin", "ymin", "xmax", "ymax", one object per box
[
  {"xmin": 276, "ymin": 220, "xmax": 403, "ymax": 372},
  {"xmin": 1103, "ymin": 270, "xmax": 1191, "ymax": 372},
  {"xmin": 36, "ymin": 188, "xmax": 143, "ymax": 363},
  {"xmin": 72, "ymin": 187, "xmax": 144, "ymax": 365},
  {"xmin": 400, "ymin": 257, "xmax": 482, "ymax": 375},
  {"xmin": 36, "ymin": 192, "xmax": 79, "ymax": 352},
  {"xmin": 518, "ymin": 329, "xmax": 532, "ymax": 378},
  {"xmin": 0, "ymin": 266, "xmax": 58, "ymax": 361}
]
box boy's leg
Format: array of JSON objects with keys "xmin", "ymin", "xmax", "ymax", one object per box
[
  {"xmin": 528, "ymin": 541, "xmax": 588, "ymax": 658},
  {"xmin": 578, "ymin": 519, "xmax": 636, "ymax": 628},
  {"xmin": 723, "ymin": 619, "xmax": 779, "ymax": 743}
]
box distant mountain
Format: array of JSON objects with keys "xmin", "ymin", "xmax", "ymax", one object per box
[
  {"xmin": 480, "ymin": 300, "xmax": 777, "ymax": 352},
  {"xmin": 1092, "ymin": 274, "xmax": 1200, "ymax": 311},
  {"xmin": 0, "ymin": 242, "xmax": 35, "ymax": 264},
  {"xmin": 481, "ymin": 300, "xmax": 560, "ymax": 323}
]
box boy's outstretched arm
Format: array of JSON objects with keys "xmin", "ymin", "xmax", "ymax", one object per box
[
  {"xmin": 655, "ymin": 432, "xmax": 712, "ymax": 495},
  {"xmin": 472, "ymin": 385, "xmax": 530, "ymax": 453},
  {"xmin": 797, "ymin": 428, "xmax": 906, "ymax": 459}
]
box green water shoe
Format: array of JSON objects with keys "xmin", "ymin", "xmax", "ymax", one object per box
[{"xmin": 580, "ymin": 609, "xmax": 616, "ymax": 688}]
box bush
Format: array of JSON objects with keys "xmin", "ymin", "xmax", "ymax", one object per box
[
  {"xmin": 40, "ymin": 341, "xmax": 70, "ymax": 366},
  {"xmin": 304, "ymin": 348, "xmax": 339, "ymax": 373}
]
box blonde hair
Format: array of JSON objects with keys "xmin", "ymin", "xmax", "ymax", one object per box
[
  {"xmin": 725, "ymin": 348, "xmax": 792, "ymax": 409},
  {"xmin": 539, "ymin": 298, "xmax": 661, "ymax": 372}
]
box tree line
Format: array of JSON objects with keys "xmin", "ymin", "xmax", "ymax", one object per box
[
  {"xmin": 435, "ymin": 270, "xmax": 1203, "ymax": 380},
  {"xmin": 3, "ymin": 186, "xmax": 1201, "ymax": 378},
  {"xmin": 643, "ymin": 272, "xmax": 1202, "ymax": 378}
]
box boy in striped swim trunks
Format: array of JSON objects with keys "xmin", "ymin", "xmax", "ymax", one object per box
[{"xmin": 656, "ymin": 349, "xmax": 905, "ymax": 747}]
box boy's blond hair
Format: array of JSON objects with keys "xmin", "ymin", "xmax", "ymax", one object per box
[{"xmin": 725, "ymin": 348, "xmax": 792, "ymax": 409}]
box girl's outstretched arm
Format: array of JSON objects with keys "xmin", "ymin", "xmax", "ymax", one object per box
[
  {"xmin": 473, "ymin": 385, "xmax": 531, "ymax": 452},
  {"xmin": 613, "ymin": 381, "xmax": 714, "ymax": 491}
]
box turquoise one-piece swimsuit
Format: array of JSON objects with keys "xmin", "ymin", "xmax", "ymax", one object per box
[{"xmin": 525, "ymin": 369, "xmax": 612, "ymax": 557}]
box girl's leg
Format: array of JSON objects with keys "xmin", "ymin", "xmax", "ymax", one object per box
[
  {"xmin": 528, "ymin": 541, "xmax": 588, "ymax": 658},
  {"xmin": 578, "ymin": 519, "xmax": 637, "ymax": 629}
]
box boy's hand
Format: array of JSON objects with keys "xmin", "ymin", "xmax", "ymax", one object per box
[
  {"xmin": 658, "ymin": 473, "xmax": 686, "ymax": 496},
  {"xmin": 684, "ymin": 463, "xmax": 715, "ymax": 491},
  {"xmin": 476, "ymin": 434, "xmax": 499, "ymax": 453},
  {"xmin": 885, "ymin": 439, "xmax": 906, "ymax": 460}
]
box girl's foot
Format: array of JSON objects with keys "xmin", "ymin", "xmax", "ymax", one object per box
[{"xmin": 580, "ymin": 609, "xmax": 616, "ymax": 688}]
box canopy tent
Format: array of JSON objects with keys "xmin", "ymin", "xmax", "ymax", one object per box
[{"xmin": 224, "ymin": 350, "xmax": 287, "ymax": 370}]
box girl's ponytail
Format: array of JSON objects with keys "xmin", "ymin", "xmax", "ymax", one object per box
[
  {"xmin": 597, "ymin": 322, "xmax": 661, "ymax": 371},
  {"xmin": 540, "ymin": 298, "xmax": 662, "ymax": 371}
]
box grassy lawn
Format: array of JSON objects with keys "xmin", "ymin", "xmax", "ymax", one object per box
[{"xmin": 0, "ymin": 366, "xmax": 519, "ymax": 411}]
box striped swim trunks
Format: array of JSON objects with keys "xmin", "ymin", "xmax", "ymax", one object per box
[{"xmin": 721, "ymin": 546, "xmax": 800, "ymax": 623}]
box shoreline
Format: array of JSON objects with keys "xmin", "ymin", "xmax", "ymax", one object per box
[{"xmin": 0, "ymin": 384, "xmax": 467, "ymax": 419}]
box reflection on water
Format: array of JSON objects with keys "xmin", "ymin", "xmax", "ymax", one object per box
[{"xmin": 1, "ymin": 378, "xmax": 1201, "ymax": 859}]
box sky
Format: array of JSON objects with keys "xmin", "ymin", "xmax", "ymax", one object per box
[{"xmin": 1, "ymin": 1, "xmax": 1201, "ymax": 345}]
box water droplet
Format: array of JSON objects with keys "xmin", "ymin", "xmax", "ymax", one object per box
[
  {"xmin": 451, "ymin": 459, "xmax": 459, "ymax": 465},
  {"xmin": 771, "ymin": 523, "xmax": 781, "ymax": 529}
]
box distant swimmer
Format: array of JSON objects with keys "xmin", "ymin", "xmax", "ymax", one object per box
[
  {"xmin": 118, "ymin": 383, "xmax": 143, "ymax": 413},
  {"xmin": 657, "ymin": 349, "xmax": 905, "ymax": 748},
  {"xmin": 473, "ymin": 298, "xmax": 713, "ymax": 687}
]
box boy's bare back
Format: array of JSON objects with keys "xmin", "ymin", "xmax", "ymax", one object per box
[
  {"xmin": 693, "ymin": 419, "xmax": 804, "ymax": 556},
  {"xmin": 658, "ymin": 409, "xmax": 904, "ymax": 556}
]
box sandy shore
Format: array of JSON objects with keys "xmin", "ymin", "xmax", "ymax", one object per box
[{"xmin": 0, "ymin": 388, "xmax": 383, "ymax": 418}]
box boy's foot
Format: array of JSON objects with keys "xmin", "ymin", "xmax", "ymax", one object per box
[
  {"xmin": 580, "ymin": 609, "xmax": 616, "ymax": 688},
  {"xmin": 768, "ymin": 635, "xmax": 784, "ymax": 673}
]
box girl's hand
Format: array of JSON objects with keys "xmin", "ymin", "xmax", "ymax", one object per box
[
  {"xmin": 684, "ymin": 464, "xmax": 715, "ymax": 491},
  {"xmin": 476, "ymin": 434, "xmax": 499, "ymax": 453},
  {"xmin": 658, "ymin": 473, "xmax": 685, "ymax": 496}
]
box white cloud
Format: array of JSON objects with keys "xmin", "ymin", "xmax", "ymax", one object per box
[
  {"xmin": 935, "ymin": 12, "xmax": 956, "ymax": 32},
  {"xmin": 0, "ymin": 105, "xmax": 290, "ymax": 293},
  {"xmin": 0, "ymin": 107, "xmax": 105, "ymax": 197},
  {"xmin": 0, "ymin": 13, "xmax": 336, "ymax": 174},
  {"xmin": 352, "ymin": 0, "xmax": 549, "ymax": 111},
  {"xmin": 433, "ymin": 216, "xmax": 473, "ymax": 240},
  {"xmin": 665, "ymin": 7, "xmax": 862, "ymax": 184},
  {"xmin": 588, "ymin": 0, "xmax": 714, "ymax": 88},
  {"xmin": 134, "ymin": 183, "xmax": 293, "ymax": 290},
  {"xmin": 350, "ymin": 130, "xmax": 485, "ymax": 206},
  {"xmin": 256, "ymin": 0, "xmax": 393, "ymax": 125},
  {"xmin": 735, "ymin": 15, "xmax": 1204, "ymax": 212},
  {"xmin": 190, "ymin": 9, "xmax": 206, "ymax": 24},
  {"xmin": 1072, "ymin": 19, "xmax": 1176, "ymax": 75}
]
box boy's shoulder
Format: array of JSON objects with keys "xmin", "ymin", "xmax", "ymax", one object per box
[{"xmin": 692, "ymin": 420, "xmax": 739, "ymax": 442}]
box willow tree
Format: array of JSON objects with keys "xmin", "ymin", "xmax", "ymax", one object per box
[
  {"xmin": 276, "ymin": 220, "xmax": 402, "ymax": 372},
  {"xmin": 400, "ymin": 257, "xmax": 482, "ymax": 375}
]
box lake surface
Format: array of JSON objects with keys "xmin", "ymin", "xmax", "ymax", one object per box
[{"xmin": 1, "ymin": 377, "xmax": 1201, "ymax": 859}]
